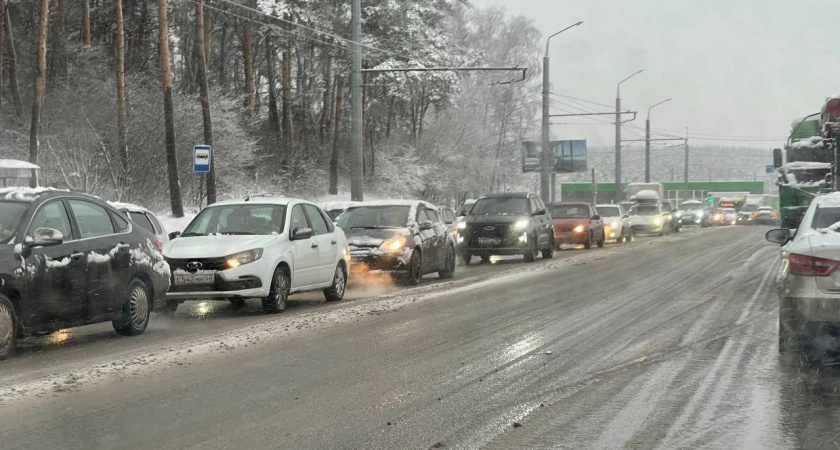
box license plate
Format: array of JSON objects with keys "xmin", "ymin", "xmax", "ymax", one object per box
[
  {"xmin": 558, "ymin": 232, "xmax": 571, "ymax": 239},
  {"xmin": 174, "ymin": 273, "xmax": 215, "ymax": 285},
  {"xmin": 477, "ymin": 237, "xmax": 500, "ymax": 246}
]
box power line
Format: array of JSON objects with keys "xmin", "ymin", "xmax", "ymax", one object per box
[{"xmin": 549, "ymin": 92, "xmax": 619, "ymax": 111}]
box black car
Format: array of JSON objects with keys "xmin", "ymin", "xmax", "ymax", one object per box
[
  {"xmin": 456, "ymin": 192, "xmax": 554, "ymax": 264},
  {"xmin": 0, "ymin": 188, "xmax": 171, "ymax": 358},
  {"xmin": 660, "ymin": 202, "xmax": 681, "ymax": 233},
  {"xmin": 336, "ymin": 201, "xmax": 456, "ymax": 285},
  {"xmin": 676, "ymin": 200, "xmax": 710, "ymax": 227}
]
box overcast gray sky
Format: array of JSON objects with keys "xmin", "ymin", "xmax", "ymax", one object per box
[{"xmin": 470, "ymin": 0, "xmax": 839, "ymax": 148}]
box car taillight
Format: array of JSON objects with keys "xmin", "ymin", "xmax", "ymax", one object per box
[
  {"xmin": 771, "ymin": 211, "xmax": 777, "ymax": 218},
  {"xmin": 752, "ymin": 211, "xmax": 759, "ymax": 218},
  {"xmin": 155, "ymin": 240, "xmax": 163, "ymax": 253},
  {"xmin": 788, "ymin": 253, "xmax": 840, "ymax": 277}
]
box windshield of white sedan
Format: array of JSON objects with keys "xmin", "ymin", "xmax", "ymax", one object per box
[
  {"xmin": 679, "ymin": 204, "xmax": 705, "ymax": 211},
  {"xmin": 471, "ymin": 198, "xmax": 529, "ymax": 215},
  {"xmin": 630, "ymin": 205, "xmax": 658, "ymax": 215},
  {"xmin": 337, "ymin": 206, "xmax": 411, "ymax": 229},
  {"xmin": 551, "ymin": 205, "xmax": 589, "ymax": 218},
  {"xmin": 812, "ymin": 207, "xmax": 840, "ymax": 229},
  {"xmin": 597, "ymin": 207, "xmax": 620, "ymax": 218},
  {"xmin": 0, "ymin": 201, "xmax": 28, "ymax": 244},
  {"xmin": 182, "ymin": 205, "xmax": 286, "ymax": 236}
]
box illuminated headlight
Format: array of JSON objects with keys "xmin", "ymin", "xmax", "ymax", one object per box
[
  {"xmin": 226, "ymin": 248, "xmax": 264, "ymax": 268},
  {"xmin": 518, "ymin": 233, "xmax": 528, "ymax": 243},
  {"xmin": 380, "ymin": 236, "xmax": 407, "ymax": 253},
  {"xmin": 675, "ymin": 211, "xmax": 682, "ymax": 218},
  {"xmin": 514, "ymin": 219, "xmax": 529, "ymax": 230},
  {"xmin": 653, "ymin": 217, "xmax": 662, "ymax": 225},
  {"xmin": 609, "ymin": 232, "xmax": 616, "ymax": 238},
  {"xmin": 696, "ymin": 211, "xmax": 704, "ymax": 217},
  {"xmin": 457, "ymin": 221, "xmax": 467, "ymax": 230},
  {"xmin": 343, "ymin": 247, "xmax": 351, "ymax": 262},
  {"xmin": 714, "ymin": 214, "xmax": 722, "ymax": 220},
  {"xmin": 610, "ymin": 221, "xmax": 619, "ymax": 228},
  {"xmin": 573, "ymin": 225, "xmax": 585, "ymax": 233}
]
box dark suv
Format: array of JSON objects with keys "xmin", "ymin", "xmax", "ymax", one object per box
[
  {"xmin": 0, "ymin": 188, "xmax": 171, "ymax": 358},
  {"xmin": 456, "ymin": 192, "xmax": 554, "ymax": 264}
]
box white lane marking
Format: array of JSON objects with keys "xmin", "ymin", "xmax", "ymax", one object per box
[{"xmin": 736, "ymin": 252, "xmax": 779, "ymax": 325}]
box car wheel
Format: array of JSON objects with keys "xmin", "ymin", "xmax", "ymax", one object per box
[
  {"xmin": 113, "ymin": 279, "xmax": 151, "ymax": 336},
  {"xmin": 263, "ymin": 267, "xmax": 290, "ymax": 313},
  {"xmin": 402, "ymin": 250, "xmax": 423, "ymax": 285},
  {"xmin": 584, "ymin": 232, "xmax": 592, "ymax": 249},
  {"xmin": 597, "ymin": 232, "xmax": 605, "ymax": 248},
  {"xmin": 439, "ymin": 246, "xmax": 456, "ymax": 279},
  {"xmin": 229, "ymin": 299, "xmax": 247, "ymax": 308},
  {"xmin": 524, "ymin": 236, "xmax": 538, "ymax": 262},
  {"xmin": 480, "ymin": 255, "xmax": 491, "ymax": 263},
  {"xmin": 459, "ymin": 253, "xmax": 472, "ymax": 265},
  {"xmin": 324, "ymin": 263, "xmax": 347, "ymax": 302},
  {"xmin": 626, "ymin": 230, "xmax": 634, "ymax": 242},
  {"xmin": 541, "ymin": 238, "xmax": 555, "ymax": 259},
  {"xmin": 0, "ymin": 295, "xmax": 18, "ymax": 360}
]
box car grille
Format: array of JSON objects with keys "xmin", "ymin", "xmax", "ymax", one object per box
[
  {"xmin": 165, "ymin": 257, "xmax": 229, "ymax": 272},
  {"xmin": 469, "ymin": 224, "xmax": 510, "ymax": 247},
  {"xmin": 557, "ymin": 227, "xmax": 574, "ymax": 232}
]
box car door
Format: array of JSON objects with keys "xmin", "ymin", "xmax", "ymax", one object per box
[
  {"xmin": 18, "ymin": 198, "xmax": 88, "ymax": 325},
  {"xmin": 589, "ymin": 205, "xmax": 604, "ymax": 239},
  {"xmin": 531, "ymin": 197, "xmax": 550, "ymax": 248},
  {"xmin": 288, "ymin": 204, "xmax": 319, "ymax": 288},
  {"xmin": 425, "ymin": 208, "xmax": 447, "ymax": 270},
  {"xmin": 303, "ymin": 203, "xmax": 338, "ymax": 284},
  {"xmin": 68, "ymin": 199, "xmax": 132, "ymax": 318},
  {"xmin": 415, "ymin": 206, "xmax": 438, "ymax": 273}
]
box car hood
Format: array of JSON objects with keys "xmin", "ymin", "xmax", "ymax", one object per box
[
  {"xmin": 600, "ymin": 216, "xmax": 621, "ymax": 224},
  {"xmin": 629, "ymin": 215, "xmax": 656, "ymax": 225},
  {"xmin": 344, "ymin": 228, "xmax": 410, "ymax": 248},
  {"xmin": 163, "ymin": 234, "xmax": 280, "ymax": 259},
  {"xmin": 552, "ymin": 218, "xmax": 589, "ymax": 228},
  {"xmin": 464, "ymin": 214, "xmax": 528, "ymax": 225}
]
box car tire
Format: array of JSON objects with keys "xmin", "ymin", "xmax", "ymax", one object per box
[
  {"xmin": 229, "ymin": 299, "xmax": 247, "ymax": 308},
  {"xmin": 459, "ymin": 253, "xmax": 472, "ymax": 266},
  {"xmin": 0, "ymin": 295, "xmax": 18, "ymax": 360},
  {"xmin": 584, "ymin": 232, "xmax": 592, "ymax": 249},
  {"xmin": 626, "ymin": 230, "xmax": 634, "ymax": 242},
  {"xmin": 524, "ymin": 236, "xmax": 538, "ymax": 262},
  {"xmin": 541, "ymin": 238, "xmax": 555, "ymax": 259},
  {"xmin": 439, "ymin": 246, "xmax": 456, "ymax": 279},
  {"xmin": 113, "ymin": 279, "xmax": 151, "ymax": 336},
  {"xmin": 402, "ymin": 250, "xmax": 423, "ymax": 285},
  {"xmin": 263, "ymin": 267, "xmax": 290, "ymax": 313},
  {"xmin": 324, "ymin": 263, "xmax": 347, "ymax": 302},
  {"xmin": 597, "ymin": 233, "xmax": 605, "ymax": 248},
  {"xmin": 480, "ymin": 255, "xmax": 491, "ymax": 263}
]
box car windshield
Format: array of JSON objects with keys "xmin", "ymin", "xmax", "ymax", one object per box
[
  {"xmin": 596, "ymin": 206, "xmax": 621, "ymax": 217},
  {"xmin": 0, "ymin": 201, "xmax": 29, "ymax": 244},
  {"xmin": 182, "ymin": 204, "xmax": 286, "ymax": 236},
  {"xmin": 336, "ymin": 205, "xmax": 411, "ymax": 229},
  {"xmin": 471, "ymin": 198, "xmax": 529, "ymax": 215},
  {"xmin": 629, "ymin": 205, "xmax": 658, "ymax": 216},
  {"xmin": 551, "ymin": 205, "xmax": 590, "ymax": 218},
  {"xmin": 455, "ymin": 202, "xmax": 474, "ymax": 216},
  {"xmin": 679, "ymin": 203, "xmax": 705, "ymax": 211},
  {"xmin": 812, "ymin": 206, "xmax": 840, "ymax": 229}
]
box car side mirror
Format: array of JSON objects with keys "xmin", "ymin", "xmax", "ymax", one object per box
[
  {"xmin": 765, "ymin": 228, "xmax": 791, "ymax": 245},
  {"xmin": 419, "ymin": 220, "xmax": 434, "ymax": 231},
  {"xmin": 591, "ymin": 215, "xmax": 600, "ymax": 221},
  {"xmin": 168, "ymin": 231, "xmax": 181, "ymax": 240},
  {"xmin": 291, "ymin": 227, "xmax": 314, "ymax": 240},
  {"xmin": 26, "ymin": 228, "xmax": 64, "ymax": 248},
  {"xmin": 622, "ymin": 214, "xmax": 629, "ymax": 219},
  {"xmin": 533, "ymin": 208, "xmax": 546, "ymax": 216}
]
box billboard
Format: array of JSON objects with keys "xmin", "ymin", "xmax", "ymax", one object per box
[{"xmin": 522, "ymin": 140, "xmax": 587, "ymax": 173}]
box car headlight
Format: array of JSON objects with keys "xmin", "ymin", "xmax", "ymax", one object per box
[
  {"xmin": 226, "ymin": 248, "xmax": 264, "ymax": 268},
  {"xmin": 573, "ymin": 225, "xmax": 585, "ymax": 233},
  {"xmin": 514, "ymin": 219, "xmax": 529, "ymax": 230},
  {"xmin": 696, "ymin": 211, "xmax": 704, "ymax": 217},
  {"xmin": 653, "ymin": 216, "xmax": 662, "ymax": 225},
  {"xmin": 609, "ymin": 221, "xmax": 618, "ymax": 228},
  {"xmin": 380, "ymin": 236, "xmax": 407, "ymax": 253},
  {"xmin": 675, "ymin": 211, "xmax": 682, "ymax": 218},
  {"xmin": 457, "ymin": 221, "xmax": 467, "ymax": 230}
]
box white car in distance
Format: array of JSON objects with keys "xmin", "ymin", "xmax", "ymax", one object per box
[
  {"xmin": 163, "ymin": 198, "xmax": 349, "ymax": 314},
  {"xmin": 596, "ymin": 204, "xmax": 632, "ymax": 242}
]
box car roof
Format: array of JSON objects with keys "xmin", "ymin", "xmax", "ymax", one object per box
[
  {"xmin": 108, "ymin": 201, "xmax": 154, "ymax": 214},
  {"xmin": 595, "ymin": 204, "xmax": 620, "ymax": 208},
  {"xmin": 210, "ymin": 197, "xmax": 302, "ymax": 207},
  {"xmin": 757, "ymin": 206, "xmax": 774, "ymax": 209},
  {"xmin": 348, "ymin": 199, "xmax": 436, "ymax": 210},
  {"xmin": 680, "ymin": 200, "xmax": 703, "ymax": 205},
  {"xmin": 0, "ymin": 187, "xmax": 68, "ymax": 203},
  {"xmin": 553, "ymin": 201, "xmax": 591, "ymax": 206},
  {"xmin": 479, "ymin": 192, "xmax": 530, "ymax": 199}
]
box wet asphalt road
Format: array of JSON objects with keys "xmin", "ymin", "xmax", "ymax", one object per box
[{"xmin": 2, "ymin": 225, "xmax": 840, "ymax": 449}]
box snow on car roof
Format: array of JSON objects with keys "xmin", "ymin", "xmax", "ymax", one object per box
[
  {"xmin": 108, "ymin": 201, "xmax": 152, "ymax": 213},
  {"xmin": 319, "ymin": 201, "xmax": 361, "ymax": 211},
  {"xmin": 0, "ymin": 159, "xmax": 40, "ymax": 170},
  {"xmin": 680, "ymin": 200, "xmax": 703, "ymax": 205},
  {"xmin": 0, "ymin": 187, "xmax": 64, "ymax": 201},
  {"xmin": 347, "ymin": 199, "xmax": 437, "ymax": 210},
  {"xmin": 814, "ymin": 192, "xmax": 840, "ymax": 207},
  {"xmin": 210, "ymin": 197, "xmax": 301, "ymax": 206}
]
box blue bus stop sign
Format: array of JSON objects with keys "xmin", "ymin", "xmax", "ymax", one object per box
[
  {"xmin": 766, "ymin": 165, "xmax": 774, "ymax": 174},
  {"xmin": 194, "ymin": 145, "xmax": 211, "ymax": 173}
]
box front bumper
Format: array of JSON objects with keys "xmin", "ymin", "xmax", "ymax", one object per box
[
  {"xmin": 164, "ymin": 257, "xmax": 273, "ymax": 300},
  {"xmin": 630, "ymin": 223, "xmax": 663, "ymax": 234},
  {"xmin": 553, "ymin": 230, "xmax": 589, "ymax": 245},
  {"xmin": 604, "ymin": 226, "xmax": 620, "ymax": 240},
  {"xmin": 457, "ymin": 227, "xmax": 532, "ymax": 255},
  {"xmin": 679, "ymin": 215, "xmax": 702, "ymax": 225},
  {"xmin": 349, "ymin": 251, "xmax": 410, "ymax": 273}
]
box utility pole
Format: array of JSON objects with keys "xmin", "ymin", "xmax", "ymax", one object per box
[
  {"xmin": 350, "ymin": 0, "xmax": 363, "ymax": 201},
  {"xmin": 684, "ymin": 126, "xmax": 689, "ymax": 187},
  {"xmin": 541, "ymin": 21, "xmax": 582, "ymax": 204},
  {"xmin": 615, "ymin": 70, "xmax": 642, "ymax": 202},
  {"xmin": 645, "ymin": 98, "xmax": 671, "ymax": 183},
  {"xmin": 591, "ymin": 168, "xmax": 597, "ymax": 204}
]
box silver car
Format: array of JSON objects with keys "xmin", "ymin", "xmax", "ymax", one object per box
[{"xmin": 766, "ymin": 193, "xmax": 840, "ymax": 354}]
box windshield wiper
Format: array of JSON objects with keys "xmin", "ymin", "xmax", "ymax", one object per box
[
  {"xmin": 181, "ymin": 232, "xmax": 206, "ymax": 237},
  {"xmin": 221, "ymin": 231, "xmax": 255, "ymax": 235}
]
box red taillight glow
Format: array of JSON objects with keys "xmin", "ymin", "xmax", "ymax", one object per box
[
  {"xmin": 752, "ymin": 211, "xmax": 759, "ymax": 218},
  {"xmin": 771, "ymin": 211, "xmax": 777, "ymax": 218},
  {"xmin": 788, "ymin": 253, "xmax": 840, "ymax": 277},
  {"xmin": 155, "ymin": 240, "xmax": 164, "ymax": 253}
]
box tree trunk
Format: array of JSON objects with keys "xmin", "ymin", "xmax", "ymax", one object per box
[
  {"xmin": 242, "ymin": 12, "xmax": 254, "ymax": 118},
  {"xmin": 157, "ymin": 0, "xmax": 183, "ymax": 217},
  {"xmin": 0, "ymin": 0, "xmax": 4, "ymax": 112},
  {"xmin": 195, "ymin": 1, "xmax": 215, "ymax": 204},
  {"xmin": 385, "ymin": 96, "xmax": 394, "ymax": 139},
  {"xmin": 2, "ymin": 5, "xmax": 22, "ymax": 117},
  {"xmin": 116, "ymin": 0, "xmax": 129, "ymax": 182},
  {"xmin": 281, "ymin": 28, "xmax": 293, "ymax": 166},
  {"xmin": 329, "ymin": 75, "xmax": 345, "ymax": 195},
  {"xmin": 218, "ymin": 13, "xmax": 226, "ymax": 88},
  {"xmin": 320, "ymin": 54, "xmax": 332, "ymax": 144},
  {"xmin": 265, "ymin": 34, "xmax": 281, "ymax": 162},
  {"xmin": 47, "ymin": 0, "xmax": 64, "ymax": 85},
  {"xmin": 83, "ymin": 0, "xmax": 91, "ymax": 45},
  {"xmin": 28, "ymin": 0, "xmax": 49, "ymax": 178}
]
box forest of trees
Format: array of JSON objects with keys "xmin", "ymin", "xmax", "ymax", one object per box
[{"xmin": 0, "ymin": 0, "xmax": 544, "ymax": 215}]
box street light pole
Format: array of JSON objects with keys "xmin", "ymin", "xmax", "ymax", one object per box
[
  {"xmin": 541, "ymin": 21, "xmax": 582, "ymax": 204},
  {"xmin": 350, "ymin": 0, "xmax": 363, "ymax": 201},
  {"xmin": 615, "ymin": 69, "xmax": 642, "ymax": 202},
  {"xmin": 645, "ymin": 98, "xmax": 671, "ymax": 183}
]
